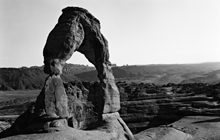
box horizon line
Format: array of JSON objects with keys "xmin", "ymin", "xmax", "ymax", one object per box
[{"xmin": 1, "ymin": 61, "xmax": 220, "ymax": 69}]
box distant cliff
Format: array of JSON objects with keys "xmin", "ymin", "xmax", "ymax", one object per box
[
  {"xmin": 1, "ymin": 62, "xmax": 220, "ymax": 90},
  {"xmin": 76, "ymin": 62, "xmax": 220, "ymax": 84},
  {"xmin": 0, "ymin": 64, "xmax": 94, "ymax": 90}
]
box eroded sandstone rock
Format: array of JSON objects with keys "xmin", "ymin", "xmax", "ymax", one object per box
[
  {"xmin": 0, "ymin": 6, "xmax": 133, "ymax": 140},
  {"xmin": 44, "ymin": 75, "xmax": 69, "ymax": 118},
  {"xmin": 43, "ymin": 6, "xmax": 120, "ymax": 114},
  {"xmin": 64, "ymin": 81, "xmax": 96, "ymax": 129},
  {"xmin": 34, "ymin": 75, "xmax": 69, "ymax": 119}
]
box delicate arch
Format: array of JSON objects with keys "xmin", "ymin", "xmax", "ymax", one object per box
[{"xmin": 43, "ymin": 7, "xmax": 120, "ymax": 114}]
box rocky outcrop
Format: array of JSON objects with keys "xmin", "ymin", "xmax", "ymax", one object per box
[
  {"xmin": 43, "ymin": 6, "xmax": 120, "ymax": 115},
  {"xmin": 116, "ymin": 82, "xmax": 220, "ymax": 134},
  {"xmin": 43, "ymin": 5, "xmax": 126, "ymax": 135}
]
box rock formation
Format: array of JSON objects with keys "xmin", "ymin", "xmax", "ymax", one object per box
[
  {"xmin": 0, "ymin": 6, "xmax": 133, "ymax": 140},
  {"xmin": 42, "ymin": 6, "xmax": 126, "ymax": 133},
  {"xmin": 35, "ymin": 75, "xmax": 69, "ymax": 119},
  {"xmin": 43, "ymin": 6, "xmax": 120, "ymax": 115}
]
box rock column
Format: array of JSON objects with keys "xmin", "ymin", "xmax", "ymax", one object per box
[
  {"xmin": 40, "ymin": 75, "xmax": 69, "ymax": 119},
  {"xmin": 95, "ymin": 60, "xmax": 121, "ymax": 115}
]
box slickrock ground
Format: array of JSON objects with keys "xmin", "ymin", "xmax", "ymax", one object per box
[
  {"xmin": 2, "ymin": 116, "xmax": 220, "ymax": 140},
  {"xmin": 0, "ymin": 127, "xmax": 125, "ymax": 140},
  {"xmin": 172, "ymin": 116, "xmax": 220, "ymax": 140},
  {"xmin": 135, "ymin": 116, "xmax": 220, "ymax": 140}
]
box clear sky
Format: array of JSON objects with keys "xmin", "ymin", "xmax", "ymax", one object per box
[{"xmin": 1, "ymin": 0, "xmax": 220, "ymax": 68}]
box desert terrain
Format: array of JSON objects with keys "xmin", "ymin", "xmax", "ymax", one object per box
[{"xmin": 1, "ymin": 62, "xmax": 220, "ymax": 139}]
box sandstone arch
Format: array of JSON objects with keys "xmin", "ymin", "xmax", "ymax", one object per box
[
  {"xmin": 0, "ymin": 7, "xmax": 134, "ymax": 139},
  {"xmin": 43, "ymin": 7, "xmax": 120, "ymax": 115}
]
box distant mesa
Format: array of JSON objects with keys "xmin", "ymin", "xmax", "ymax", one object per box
[{"xmin": 0, "ymin": 62, "xmax": 220, "ymax": 90}]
